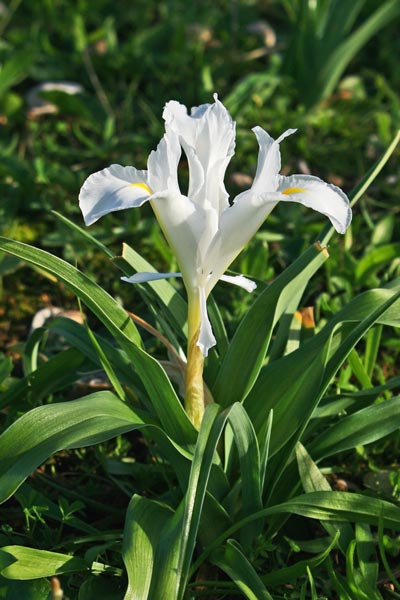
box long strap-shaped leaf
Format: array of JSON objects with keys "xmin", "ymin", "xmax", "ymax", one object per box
[
  {"xmin": 53, "ymin": 211, "xmax": 188, "ymax": 332},
  {"xmin": 212, "ymin": 243, "xmax": 328, "ymax": 406},
  {"xmin": 210, "ymin": 539, "xmax": 273, "ymax": 600},
  {"xmin": 246, "ymin": 287, "xmax": 400, "ymax": 456},
  {"xmin": 117, "ymin": 242, "xmax": 188, "ymax": 335},
  {"xmin": 0, "ymin": 391, "xmax": 147, "ymax": 503},
  {"xmin": 122, "ymin": 403, "xmax": 264, "ymax": 599},
  {"xmin": 191, "ymin": 491, "xmax": 400, "ymax": 576},
  {"xmin": 244, "ymin": 286, "xmax": 400, "ymax": 506},
  {"xmin": 148, "ymin": 403, "xmax": 227, "ymax": 600},
  {"xmin": 0, "ymin": 388, "xmax": 201, "ymax": 511},
  {"xmin": 122, "ymin": 496, "xmax": 174, "ymax": 600},
  {"xmin": 309, "ymin": 395, "xmax": 400, "ymax": 461},
  {"xmin": 0, "ymin": 237, "xmax": 196, "ymax": 445}
]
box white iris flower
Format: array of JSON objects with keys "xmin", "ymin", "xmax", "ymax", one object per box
[{"xmin": 79, "ymin": 94, "xmax": 351, "ymax": 358}]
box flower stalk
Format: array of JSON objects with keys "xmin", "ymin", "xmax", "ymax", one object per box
[{"xmin": 185, "ymin": 291, "xmax": 206, "ymax": 428}]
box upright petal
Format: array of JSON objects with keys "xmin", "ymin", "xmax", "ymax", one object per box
[
  {"xmin": 79, "ymin": 164, "xmax": 150, "ymax": 225},
  {"xmin": 251, "ymin": 126, "xmax": 297, "ymax": 194},
  {"xmin": 278, "ymin": 174, "xmax": 351, "ymax": 233},
  {"xmin": 163, "ymin": 95, "xmax": 235, "ymax": 214},
  {"xmin": 147, "ymin": 131, "xmax": 181, "ymax": 195}
]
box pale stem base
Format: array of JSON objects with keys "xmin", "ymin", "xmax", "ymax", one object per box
[{"xmin": 185, "ymin": 292, "xmax": 205, "ymax": 429}]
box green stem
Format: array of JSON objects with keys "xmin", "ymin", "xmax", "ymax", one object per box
[{"xmin": 184, "ymin": 291, "xmax": 205, "ymax": 429}]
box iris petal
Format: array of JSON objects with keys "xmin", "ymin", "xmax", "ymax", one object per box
[
  {"xmin": 121, "ymin": 272, "xmax": 182, "ymax": 284},
  {"xmin": 278, "ymin": 174, "xmax": 352, "ymax": 234},
  {"xmin": 251, "ymin": 127, "xmax": 297, "ymax": 193},
  {"xmin": 79, "ymin": 164, "xmax": 150, "ymax": 226},
  {"xmin": 220, "ymin": 274, "xmax": 257, "ymax": 292},
  {"xmin": 197, "ymin": 286, "xmax": 216, "ymax": 357}
]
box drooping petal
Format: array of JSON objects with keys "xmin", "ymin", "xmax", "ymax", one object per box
[
  {"xmin": 197, "ymin": 286, "xmax": 216, "ymax": 357},
  {"xmin": 121, "ymin": 272, "xmax": 182, "ymax": 284},
  {"xmin": 277, "ymin": 174, "xmax": 351, "ymax": 234},
  {"xmin": 79, "ymin": 164, "xmax": 150, "ymax": 226},
  {"xmin": 220, "ymin": 274, "xmax": 257, "ymax": 292}
]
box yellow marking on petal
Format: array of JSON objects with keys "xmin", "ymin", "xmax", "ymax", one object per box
[
  {"xmin": 130, "ymin": 182, "xmax": 152, "ymax": 194},
  {"xmin": 281, "ymin": 187, "xmax": 307, "ymax": 195}
]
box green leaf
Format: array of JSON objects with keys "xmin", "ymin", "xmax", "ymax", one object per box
[
  {"xmin": 192, "ymin": 491, "xmax": 400, "ymax": 572},
  {"xmin": 314, "ymin": 375, "xmax": 400, "ymax": 419},
  {"xmin": 296, "ymin": 442, "xmax": 331, "ymax": 493},
  {"xmin": 364, "ymin": 325, "xmax": 382, "ymax": 379},
  {"xmin": 116, "ymin": 242, "xmax": 188, "ymax": 337},
  {"xmin": 226, "ymin": 404, "xmax": 262, "ymax": 546},
  {"xmin": 149, "ymin": 404, "xmax": 227, "ymax": 600},
  {"xmin": 262, "ymin": 532, "xmax": 339, "ymax": 587},
  {"xmin": 48, "ymin": 317, "xmax": 140, "ymax": 390},
  {"xmin": 0, "ymin": 238, "xmax": 196, "ymax": 445},
  {"xmin": 356, "ymin": 523, "xmax": 379, "ymax": 594},
  {"xmin": 320, "ymin": 0, "xmax": 400, "ymax": 103},
  {"xmin": 347, "ymin": 348, "xmax": 373, "ymax": 389},
  {"xmin": 0, "ymin": 546, "xmax": 87, "ymax": 579},
  {"xmin": 0, "ymin": 238, "xmax": 141, "ymax": 345},
  {"xmin": 0, "ymin": 354, "xmax": 12, "ymax": 386},
  {"xmin": 122, "ymin": 496, "xmax": 173, "ymax": 600},
  {"xmin": 355, "ymin": 243, "xmax": 400, "ymax": 283},
  {"xmin": 309, "ymin": 396, "xmax": 400, "ymax": 461},
  {"xmin": 0, "ymin": 51, "xmax": 33, "ymax": 96},
  {"xmin": 259, "ymin": 410, "xmax": 273, "ymax": 494},
  {"xmin": 0, "ymin": 576, "xmax": 50, "ymax": 599},
  {"xmin": 0, "ymin": 391, "xmax": 147, "ymax": 503},
  {"xmin": 80, "ymin": 304, "xmax": 127, "ymax": 402},
  {"xmin": 210, "ymin": 539, "xmax": 273, "ymax": 600},
  {"xmin": 213, "ymin": 243, "xmax": 328, "ymax": 406},
  {"xmin": 296, "ymin": 442, "xmax": 353, "ymax": 553},
  {"xmin": 16, "ymin": 483, "xmax": 98, "ymax": 535},
  {"xmin": 0, "ymin": 348, "xmax": 87, "ymax": 411},
  {"xmin": 245, "ymin": 287, "xmax": 400, "ymax": 461},
  {"xmin": 52, "ymin": 210, "xmax": 115, "ymax": 258},
  {"xmin": 22, "ymin": 327, "xmax": 47, "ymax": 377}
]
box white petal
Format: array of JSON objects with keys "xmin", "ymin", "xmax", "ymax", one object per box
[
  {"xmin": 79, "ymin": 164, "xmax": 150, "ymax": 225},
  {"xmin": 163, "ymin": 100, "xmax": 198, "ymax": 148},
  {"xmin": 197, "ymin": 286, "xmax": 216, "ymax": 357},
  {"xmin": 203, "ymin": 189, "xmax": 278, "ymax": 293},
  {"xmin": 150, "ymin": 191, "xmax": 206, "ymax": 290},
  {"xmin": 163, "ymin": 95, "xmax": 234, "ymax": 214},
  {"xmin": 220, "ymin": 274, "xmax": 257, "ymax": 292},
  {"xmin": 121, "ymin": 272, "xmax": 182, "ymax": 284},
  {"xmin": 147, "ymin": 131, "xmax": 181, "ymax": 195},
  {"xmin": 251, "ymin": 127, "xmax": 297, "ymax": 193},
  {"xmin": 277, "ymin": 174, "xmax": 352, "ymax": 234}
]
